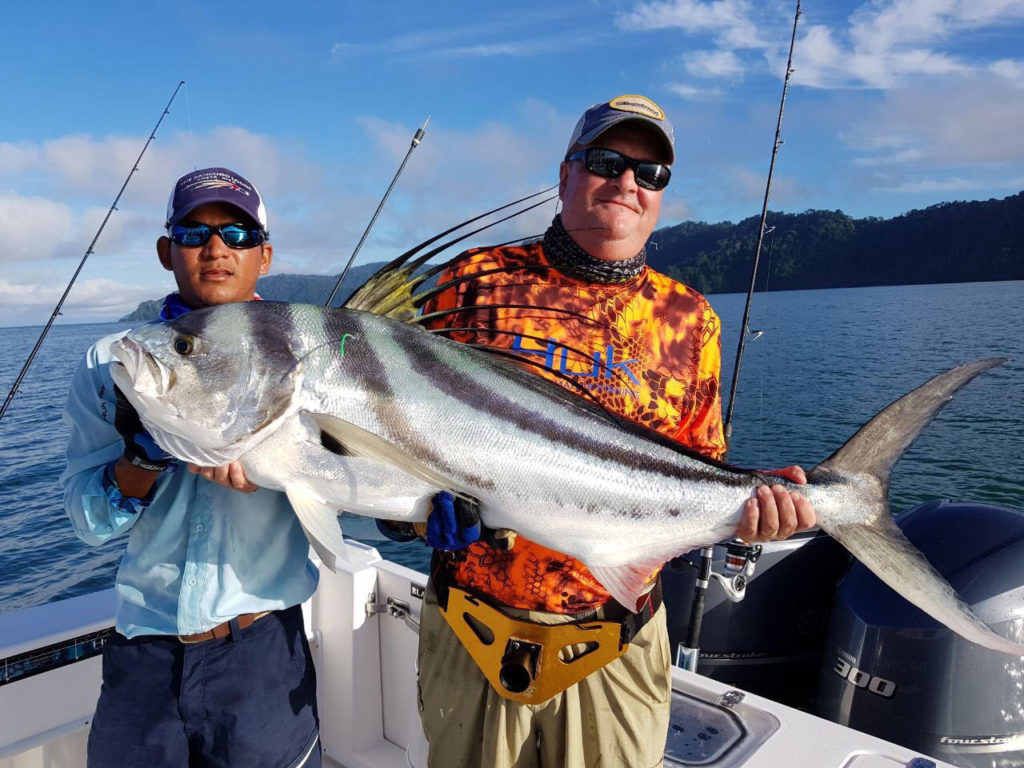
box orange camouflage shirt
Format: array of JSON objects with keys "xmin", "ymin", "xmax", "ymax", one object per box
[{"xmin": 424, "ymin": 241, "xmax": 726, "ymax": 614}]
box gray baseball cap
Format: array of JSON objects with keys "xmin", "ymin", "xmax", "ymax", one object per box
[{"xmin": 566, "ymin": 94, "xmax": 675, "ymax": 164}]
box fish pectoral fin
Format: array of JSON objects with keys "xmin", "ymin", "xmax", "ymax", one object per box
[
  {"xmin": 284, "ymin": 484, "xmax": 351, "ymax": 572},
  {"xmin": 309, "ymin": 412, "xmax": 453, "ymax": 489},
  {"xmin": 588, "ymin": 559, "xmax": 668, "ymax": 616}
]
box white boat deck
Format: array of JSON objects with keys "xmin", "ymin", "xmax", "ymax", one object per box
[{"xmin": 0, "ymin": 541, "xmax": 952, "ymax": 768}]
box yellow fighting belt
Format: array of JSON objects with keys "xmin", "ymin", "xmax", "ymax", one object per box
[{"xmin": 439, "ymin": 585, "xmax": 629, "ymax": 705}]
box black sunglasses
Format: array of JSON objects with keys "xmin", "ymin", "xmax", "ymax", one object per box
[
  {"xmin": 170, "ymin": 223, "xmax": 268, "ymax": 249},
  {"xmin": 566, "ymin": 148, "xmax": 671, "ymax": 191}
]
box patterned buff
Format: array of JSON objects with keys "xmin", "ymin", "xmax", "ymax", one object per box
[{"xmin": 543, "ymin": 215, "xmax": 646, "ymax": 284}]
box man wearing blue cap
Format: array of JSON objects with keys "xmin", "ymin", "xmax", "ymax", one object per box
[
  {"xmin": 61, "ymin": 167, "xmax": 321, "ymax": 767},
  {"xmin": 410, "ymin": 95, "xmax": 815, "ymax": 767}
]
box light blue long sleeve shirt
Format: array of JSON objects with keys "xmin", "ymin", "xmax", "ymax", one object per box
[{"xmin": 60, "ymin": 329, "xmax": 318, "ymax": 638}]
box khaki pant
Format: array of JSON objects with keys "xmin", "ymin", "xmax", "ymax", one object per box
[{"xmin": 417, "ymin": 584, "xmax": 671, "ymax": 768}]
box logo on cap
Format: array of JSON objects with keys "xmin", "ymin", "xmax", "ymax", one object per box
[
  {"xmin": 608, "ymin": 95, "xmax": 666, "ymax": 122},
  {"xmin": 183, "ymin": 178, "xmax": 252, "ymax": 196}
]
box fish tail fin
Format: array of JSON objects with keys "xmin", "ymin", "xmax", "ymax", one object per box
[
  {"xmin": 810, "ymin": 357, "xmax": 1007, "ymax": 495},
  {"xmin": 810, "ymin": 357, "xmax": 1024, "ymax": 656}
]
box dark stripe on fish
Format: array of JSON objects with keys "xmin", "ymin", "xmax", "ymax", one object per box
[
  {"xmin": 340, "ymin": 313, "xmax": 495, "ymax": 490},
  {"xmin": 410, "ymin": 337, "xmax": 748, "ymax": 487},
  {"xmin": 246, "ymin": 302, "xmax": 301, "ymax": 375}
]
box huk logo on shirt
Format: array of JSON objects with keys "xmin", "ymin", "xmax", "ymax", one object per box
[{"xmin": 511, "ymin": 334, "xmax": 641, "ymax": 391}]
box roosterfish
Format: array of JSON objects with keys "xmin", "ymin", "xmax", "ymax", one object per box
[{"xmin": 108, "ymin": 235, "xmax": 1023, "ymax": 658}]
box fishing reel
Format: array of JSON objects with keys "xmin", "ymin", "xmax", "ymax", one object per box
[
  {"xmin": 671, "ymin": 540, "xmax": 762, "ymax": 603},
  {"xmin": 710, "ymin": 540, "xmax": 762, "ymax": 602}
]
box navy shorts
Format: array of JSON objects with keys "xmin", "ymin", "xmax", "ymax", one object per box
[{"xmin": 87, "ymin": 605, "xmax": 320, "ymax": 768}]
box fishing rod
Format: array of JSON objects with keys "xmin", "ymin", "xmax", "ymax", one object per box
[
  {"xmin": 678, "ymin": 0, "xmax": 802, "ymax": 674},
  {"xmin": 0, "ymin": 81, "xmax": 186, "ymax": 425},
  {"xmin": 324, "ymin": 116, "xmax": 430, "ymax": 307},
  {"xmin": 723, "ymin": 0, "xmax": 802, "ymax": 447}
]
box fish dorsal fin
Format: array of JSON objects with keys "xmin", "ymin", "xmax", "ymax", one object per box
[
  {"xmin": 342, "ymin": 259, "xmax": 424, "ymax": 322},
  {"xmin": 342, "ymin": 188, "xmax": 556, "ymax": 321}
]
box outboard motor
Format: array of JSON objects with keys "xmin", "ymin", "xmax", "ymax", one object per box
[
  {"xmin": 663, "ymin": 529, "xmax": 848, "ymax": 710},
  {"xmin": 815, "ymin": 500, "xmax": 1024, "ymax": 768}
]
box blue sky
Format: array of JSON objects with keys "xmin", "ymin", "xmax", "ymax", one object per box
[{"xmin": 1, "ymin": 0, "xmax": 1022, "ymax": 326}]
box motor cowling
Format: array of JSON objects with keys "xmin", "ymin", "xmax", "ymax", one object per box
[{"xmin": 815, "ymin": 499, "xmax": 1024, "ymax": 768}]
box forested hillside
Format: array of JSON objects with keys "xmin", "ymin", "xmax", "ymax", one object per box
[{"xmin": 648, "ymin": 191, "xmax": 1024, "ymax": 294}]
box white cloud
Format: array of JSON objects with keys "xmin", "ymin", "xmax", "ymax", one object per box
[
  {"xmin": 617, "ymin": 0, "xmax": 765, "ymax": 49},
  {"xmin": 795, "ymin": 0, "xmax": 1024, "ymax": 89},
  {"xmin": 0, "ymin": 112, "xmax": 572, "ymax": 318},
  {"xmin": 617, "ymin": 0, "xmax": 1024, "ymax": 91},
  {"xmin": 849, "ymin": 0, "xmax": 1024, "ymax": 54},
  {"xmin": 990, "ymin": 58, "xmax": 1024, "ymax": 84},
  {"xmin": 874, "ymin": 175, "xmax": 1024, "ymax": 194},
  {"xmin": 0, "ymin": 141, "xmax": 41, "ymax": 175},
  {"xmin": 329, "ymin": 11, "xmax": 595, "ymax": 63},
  {"xmin": 0, "ymin": 277, "xmax": 156, "ymax": 322},
  {"xmin": 851, "ymin": 146, "xmax": 926, "ymax": 167},
  {"xmin": 656, "ymin": 196, "xmax": 694, "ymax": 225},
  {"xmin": 0, "ymin": 194, "xmax": 76, "ymax": 262},
  {"xmin": 795, "ymin": 24, "xmax": 970, "ymax": 89},
  {"xmin": 727, "ymin": 164, "xmax": 801, "ymax": 208},
  {"xmin": 668, "ymin": 82, "xmax": 725, "ymax": 100},
  {"xmin": 842, "ymin": 77, "xmax": 1024, "ymax": 168},
  {"xmin": 683, "ymin": 49, "xmax": 745, "ymax": 78},
  {"xmin": 349, "ymin": 111, "xmax": 563, "ymax": 252}
]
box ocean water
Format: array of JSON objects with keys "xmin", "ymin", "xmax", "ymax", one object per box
[{"xmin": 1, "ymin": 281, "xmax": 1021, "ymax": 615}]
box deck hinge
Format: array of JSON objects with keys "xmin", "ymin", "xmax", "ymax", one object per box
[{"xmin": 366, "ymin": 593, "xmax": 420, "ymax": 633}]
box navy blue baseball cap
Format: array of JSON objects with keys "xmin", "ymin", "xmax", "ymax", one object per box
[
  {"xmin": 165, "ymin": 167, "xmax": 269, "ymax": 233},
  {"xmin": 566, "ymin": 94, "xmax": 675, "ymax": 165}
]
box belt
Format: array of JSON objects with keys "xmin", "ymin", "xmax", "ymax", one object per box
[
  {"xmin": 177, "ymin": 611, "xmax": 271, "ymax": 644},
  {"xmin": 431, "ymin": 569, "xmax": 664, "ymax": 704},
  {"xmin": 570, "ymin": 578, "xmax": 663, "ymax": 646},
  {"xmin": 432, "ymin": 560, "xmax": 663, "ymax": 646}
]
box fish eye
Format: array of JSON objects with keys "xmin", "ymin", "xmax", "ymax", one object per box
[{"xmin": 173, "ymin": 335, "xmax": 196, "ymax": 355}]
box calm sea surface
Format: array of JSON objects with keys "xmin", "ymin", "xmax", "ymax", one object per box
[{"xmin": 1, "ymin": 281, "xmax": 1021, "ymax": 614}]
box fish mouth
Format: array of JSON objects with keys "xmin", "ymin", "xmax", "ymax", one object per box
[{"xmin": 110, "ymin": 337, "xmax": 175, "ymax": 397}]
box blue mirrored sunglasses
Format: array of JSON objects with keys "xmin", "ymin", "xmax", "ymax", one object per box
[
  {"xmin": 170, "ymin": 223, "xmax": 267, "ymax": 249},
  {"xmin": 566, "ymin": 148, "xmax": 671, "ymax": 191}
]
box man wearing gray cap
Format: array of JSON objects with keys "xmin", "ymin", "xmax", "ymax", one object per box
[
  {"xmin": 62, "ymin": 167, "xmax": 321, "ymax": 767},
  {"xmin": 408, "ymin": 94, "xmax": 815, "ymax": 767}
]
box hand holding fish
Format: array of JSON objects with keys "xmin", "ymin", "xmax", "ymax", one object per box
[
  {"xmin": 188, "ymin": 462, "xmax": 260, "ymax": 494},
  {"xmin": 736, "ymin": 465, "xmax": 817, "ymax": 543}
]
